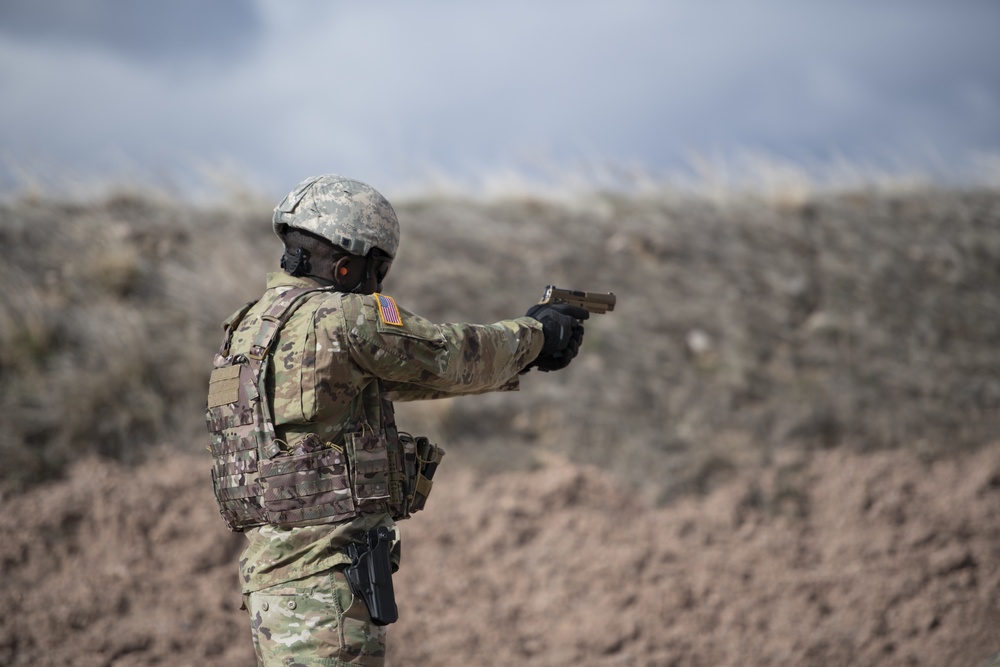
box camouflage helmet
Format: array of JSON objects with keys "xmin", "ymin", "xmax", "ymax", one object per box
[{"xmin": 272, "ymin": 174, "xmax": 399, "ymax": 259}]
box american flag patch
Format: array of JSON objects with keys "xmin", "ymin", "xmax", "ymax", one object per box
[{"xmin": 376, "ymin": 294, "xmax": 403, "ymax": 326}]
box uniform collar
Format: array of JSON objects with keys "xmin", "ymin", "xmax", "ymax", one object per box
[{"xmin": 265, "ymin": 271, "xmax": 334, "ymax": 291}]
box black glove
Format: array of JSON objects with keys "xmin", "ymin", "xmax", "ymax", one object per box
[{"xmin": 524, "ymin": 303, "xmax": 589, "ymax": 372}]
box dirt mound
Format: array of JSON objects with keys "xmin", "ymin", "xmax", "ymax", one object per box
[{"xmin": 3, "ymin": 444, "xmax": 998, "ymax": 666}]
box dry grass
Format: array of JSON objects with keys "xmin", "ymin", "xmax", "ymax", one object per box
[{"xmin": 1, "ymin": 178, "xmax": 998, "ymax": 502}]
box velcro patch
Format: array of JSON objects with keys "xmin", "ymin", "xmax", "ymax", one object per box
[
  {"xmin": 207, "ymin": 365, "xmax": 242, "ymax": 407},
  {"xmin": 376, "ymin": 294, "xmax": 403, "ymax": 326}
]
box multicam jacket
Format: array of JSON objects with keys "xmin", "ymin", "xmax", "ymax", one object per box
[{"xmin": 226, "ymin": 272, "xmax": 545, "ymax": 593}]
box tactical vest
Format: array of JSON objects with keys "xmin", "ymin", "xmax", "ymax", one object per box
[{"xmin": 205, "ymin": 287, "xmax": 444, "ymax": 532}]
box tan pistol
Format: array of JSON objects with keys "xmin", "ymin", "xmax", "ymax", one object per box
[{"xmin": 537, "ymin": 285, "xmax": 616, "ymax": 315}]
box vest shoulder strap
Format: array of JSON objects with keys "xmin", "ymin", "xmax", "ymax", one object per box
[{"xmin": 245, "ymin": 286, "xmax": 334, "ymax": 375}]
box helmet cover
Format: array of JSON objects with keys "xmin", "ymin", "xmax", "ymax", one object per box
[{"xmin": 272, "ymin": 174, "xmax": 399, "ymax": 259}]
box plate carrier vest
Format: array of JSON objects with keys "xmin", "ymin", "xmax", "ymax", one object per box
[{"xmin": 206, "ymin": 287, "xmax": 443, "ymax": 532}]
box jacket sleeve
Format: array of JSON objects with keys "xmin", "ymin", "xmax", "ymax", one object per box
[{"xmin": 343, "ymin": 294, "xmax": 545, "ymax": 401}]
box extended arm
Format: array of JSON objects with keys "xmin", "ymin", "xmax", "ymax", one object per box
[{"xmin": 345, "ymin": 295, "xmax": 545, "ymax": 400}]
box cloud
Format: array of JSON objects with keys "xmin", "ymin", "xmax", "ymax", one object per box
[
  {"xmin": 0, "ymin": 0, "xmax": 262, "ymax": 65},
  {"xmin": 1, "ymin": 0, "xmax": 998, "ymax": 196}
]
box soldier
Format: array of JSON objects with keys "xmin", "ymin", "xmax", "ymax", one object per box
[{"xmin": 205, "ymin": 174, "xmax": 588, "ymax": 666}]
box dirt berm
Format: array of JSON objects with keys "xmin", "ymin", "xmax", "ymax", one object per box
[{"xmin": 0, "ymin": 183, "xmax": 998, "ymax": 665}]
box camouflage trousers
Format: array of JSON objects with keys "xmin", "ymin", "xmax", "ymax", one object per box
[{"xmin": 244, "ymin": 566, "xmax": 387, "ymax": 666}]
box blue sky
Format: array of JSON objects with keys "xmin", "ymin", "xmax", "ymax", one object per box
[{"xmin": 1, "ymin": 1, "xmax": 998, "ymax": 198}]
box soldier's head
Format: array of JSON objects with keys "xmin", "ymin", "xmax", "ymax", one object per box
[{"xmin": 273, "ymin": 175, "xmax": 398, "ymax": 294}]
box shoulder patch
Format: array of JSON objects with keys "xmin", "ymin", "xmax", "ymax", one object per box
[{"xmin": 375, "ymin": 293, "xmax": 403, "ymax": 326}]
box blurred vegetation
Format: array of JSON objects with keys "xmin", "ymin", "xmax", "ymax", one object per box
[{"xmin": 1, "ymin": 182, "xmax": 998, "ymax": 500}]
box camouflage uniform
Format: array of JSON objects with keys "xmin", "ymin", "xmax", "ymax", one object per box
[{"xmin": 226, "ymin": 271, "xmax": 545, "ymax": 666}]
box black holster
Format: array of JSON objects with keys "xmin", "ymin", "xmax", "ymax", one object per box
[{"xmin": 345, "ymin": 526, "xmax": 398, "ymax": 626}]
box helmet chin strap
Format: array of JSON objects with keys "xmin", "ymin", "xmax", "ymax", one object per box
[{"xmin": 360, "ymin": 253, "xmax": 379, "ymax": 291}]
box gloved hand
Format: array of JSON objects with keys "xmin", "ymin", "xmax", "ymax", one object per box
[{"xmin": 524, "ymin": 303, "xmax": 589, "ymax": 372}]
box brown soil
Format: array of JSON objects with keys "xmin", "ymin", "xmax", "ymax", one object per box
[{"xmin": 2, "ymin": 443, "xmax": 998, "ymax": 667}]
